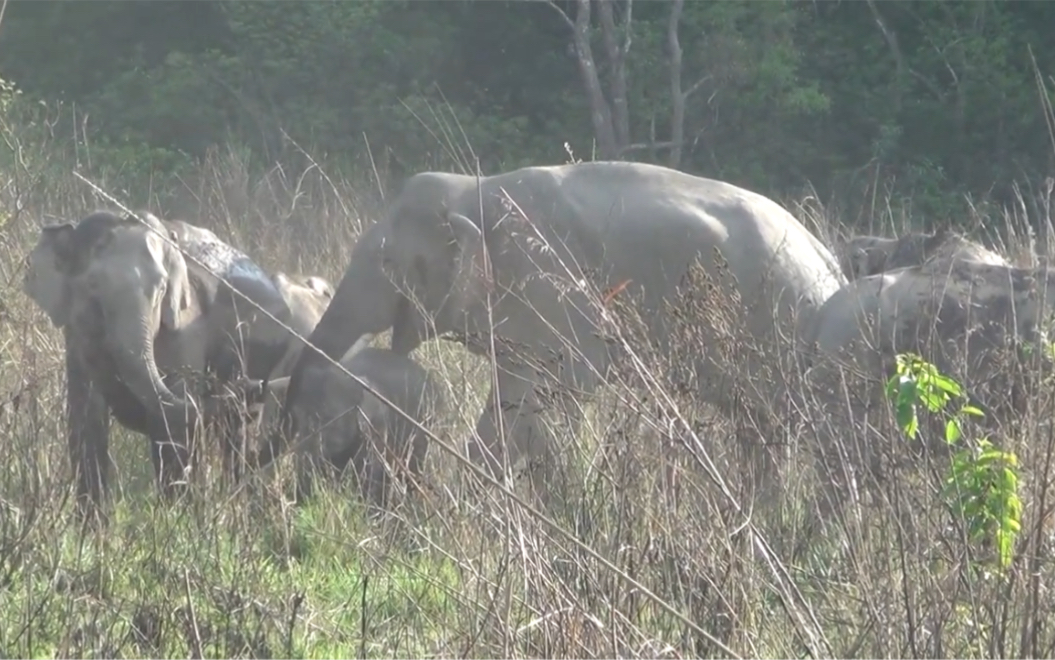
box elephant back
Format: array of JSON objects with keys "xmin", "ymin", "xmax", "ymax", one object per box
[{"xmin": 180, "ymin": 236, "xmax": 274, "ymax": 291}]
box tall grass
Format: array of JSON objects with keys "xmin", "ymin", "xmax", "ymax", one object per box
[{"xmin": 4, "ymin": 96, "xmax": 1055, "ymax": 659}]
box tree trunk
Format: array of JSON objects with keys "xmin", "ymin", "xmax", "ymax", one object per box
[
  {"xmin": 598, "ymin": 0, "xmax": 632, "ymax": 149},
  {"xmin": 550, "ymin": 0, "xmax": 619, "ymax": 159},
  {"xmin": 668, "ymin": 0, "xmax": 686, "ymax": 168}
]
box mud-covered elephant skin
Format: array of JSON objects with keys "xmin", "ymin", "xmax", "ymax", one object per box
[
  {"xmin": 21, "ymin": 210, "xmax": 309, "ymax": 518},
  {"xmin": 837, "ymin": 229, "xmax": 1007, "ymax": 280},
  {"xmin": 248, "ymin": 347, "xmax": 444, "ymax": 509},
  {"xmin": 276, "ymin": 161, "xmax": 848, "ymax": 499}
]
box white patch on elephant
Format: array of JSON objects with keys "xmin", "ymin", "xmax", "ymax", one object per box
[{"xmin": 181, "ymin": 238, "xmax": 274, "ymax": 289}]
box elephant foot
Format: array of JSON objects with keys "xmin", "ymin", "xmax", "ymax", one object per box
[{"xmin": 151, "ymin": 437, "xmax": 193, "ymax": 499}]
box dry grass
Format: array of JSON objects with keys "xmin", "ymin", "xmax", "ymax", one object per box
[{"xmin": 5, "ymin": 125, "xmax": 1055, "ymax": 659}]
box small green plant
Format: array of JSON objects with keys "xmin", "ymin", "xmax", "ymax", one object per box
[{"xmin": 885, "ymin": 353, "xmax": 1022, "ymax": 569}]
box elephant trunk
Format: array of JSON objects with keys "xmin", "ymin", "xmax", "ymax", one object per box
[
  {"xmin": 114, "ymin": 316, "xmax": 198, "ymax": 438},
  {"xmin": 263, "ymin": 242, "xmax": 402, "ymax": 469}
]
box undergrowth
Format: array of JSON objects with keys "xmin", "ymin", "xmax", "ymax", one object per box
[{"xmin": 4, "ymin": 83, "xmax": 1055, "ymax": 659}]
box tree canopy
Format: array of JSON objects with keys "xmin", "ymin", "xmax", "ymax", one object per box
[{"xmin": 3, "ymin": 0, "xmax": 1054, "ymax": 223}]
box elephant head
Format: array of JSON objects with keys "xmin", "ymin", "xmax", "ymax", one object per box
[
  {"xmin": 270, "ymin": 198, "xmax": 490, "ymax": 462},
  {"xmin": 57, "ymin": 212, "xmax": 197, "ymax": 432},
  {"xmin": 300, "ymin": 205, "xmax": 489, "ymax": 364},
  {"xmin": 837, "ymin": 235, "xmax": 896, "ymax": 280}
]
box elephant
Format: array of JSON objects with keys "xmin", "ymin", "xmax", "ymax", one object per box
[
  {"xmin": 269, "ymin": 161, "xmax": 848, "ymax": 500},
  {"xmin": 245, "ymin": 346, "xmax": 445, "ymax": 509},
  {"xmin": 267, "ymin": 271, "xmax": 335, "ymax": 380},
  {"xmin": 800, "ymin": 256, "xmax": 1055, "ymax": 521},
  {"xmin": 21, "ymin": 210, "xmax": 326, "ymax": 517},
  {"xmin": 806, "ymin": 256, "xmax": 1055, "ymax": 414},
  {"xmin": 837, "ymin": 228, "xmax": 1007, "ymax": 280},
  {"xmin": 210, "ymin": 269, "xmax": 336, "ymax": 472}
]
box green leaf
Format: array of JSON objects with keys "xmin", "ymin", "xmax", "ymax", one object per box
[
  {"xmin": 945, "ymin": 419, "xmax": 962, "ymax": 445},
  {"xmin": 931, "ymin": 373, "xmax": 964, "ymax": 398},
  {"xmin": 919, "ymin": 389, "xmax": 946, "ymax": 413},
  {"xmin": 895, "ymin": 378, "xmax": 918, "ymax": 427}
]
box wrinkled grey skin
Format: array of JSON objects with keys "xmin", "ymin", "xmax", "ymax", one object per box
[
  {"xmin": 22, "ymin": 210, "xmax": 301, "ymax": 519},
  {"xmin": 838, "ymin": 229, "xmax": 1007, "ymax": 280},
  {"xmin": 802, "ymin": 258, "xmax": 1055, "ymax": 515},
  {"xmin": 275, "ymin": 161, "xmax": 847, "ymax": 500},
  {"xmin": 248, "ymin": 347, "xmax": 444, "ymax": 509}
]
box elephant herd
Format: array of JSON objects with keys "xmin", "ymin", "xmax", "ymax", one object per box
[{"xmin": 21, "ymin": 161, "xmax": 1055, "ymax": 522}]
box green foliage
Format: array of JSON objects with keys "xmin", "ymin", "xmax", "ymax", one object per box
[
  {"xmin": 886, "ymin": 353, "xmax": 1022, "ymax": 570},
  {"xmin": 946, "ymin": 439, "xmax": 1022, "ymax": 570},
  {"xmin": 3, "ymin": 0, "xmax": 1054, "ymax": 206},
  {"xmin": 0, "ymin": 493, "xmax": 464, "ymax": 658}
]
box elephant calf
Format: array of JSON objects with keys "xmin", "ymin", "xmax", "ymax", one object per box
[{"xmin": 247, "ymin": 347, "xmax": 445, "ymax": 509}]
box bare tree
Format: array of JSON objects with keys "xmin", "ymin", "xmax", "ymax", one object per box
[
  {"xmin": 548, "ymin": 0, "xmax": 710, "ymax": 168},
  {"xmin": 666, "ymin": 0, "xmax": 710, "ymax": 168},
  {"xmin": 547, "ymin": 0, "xmax": 630, "ymax": 160},
  {"xmin": 597, "ymin": 0, "xmax": 632, "ymax": 149}
]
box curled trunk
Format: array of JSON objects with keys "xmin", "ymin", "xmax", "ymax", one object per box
[{"xmin": 112, "ymin": 317, "xmax": 197, "ymax": 439}]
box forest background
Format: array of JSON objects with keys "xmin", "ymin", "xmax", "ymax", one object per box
[{"xmin": 4, "ymin": 0, "xmax": 1054, "ymax": 230}]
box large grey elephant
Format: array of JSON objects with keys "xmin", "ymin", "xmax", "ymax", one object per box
[
  {"xmin": 271, "ymin": 161, "xmax": 847, "ymax": 499},
  {"xmin": 246, "ymin": 346, "xmax": 444, "ymax": 509},
  {"xmin": 21, "ymin": 210, "xmax": 329, "ymax": 517},
  {"xmin": 837, "ymin": 229, "xmax": 1007, "ymax": 280},
  {"xmin": 801, "ymin": 256, "xmax": 1054, "ymax": 519}
]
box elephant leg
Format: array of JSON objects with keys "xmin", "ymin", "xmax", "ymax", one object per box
[
  {"xmin": 293, "ymin": 426, "xmax": 342, "ymax": 505},
  {"xmin": 65, "ymin": 340, "xmax": 112, "ymax": 523},
  {"xmin": 467, "ymin": 363, "xmax": 559, "ymax": 502},
  {"xmin": 209, "ymin": 330, "xmax": 286, "ymax": 482}
]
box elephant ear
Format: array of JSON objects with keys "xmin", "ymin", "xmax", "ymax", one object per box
[
  {"xmin": 44, "ymin": 223, "xmax": 81, "ymax": 271},
  {"xmin": 160, "ymin": 231, "xmax": 192, "ymax": 330},
  {"xmin": 25, "ymin": 223, "xmax": 77, "ymax": 326},
  {"xmin": 443, "ymin": 211, "xmax": 494, "ymax": 293},
  {"xmin": 850, "ymin": 246, "xmax": 870, "ymax": 278}
]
